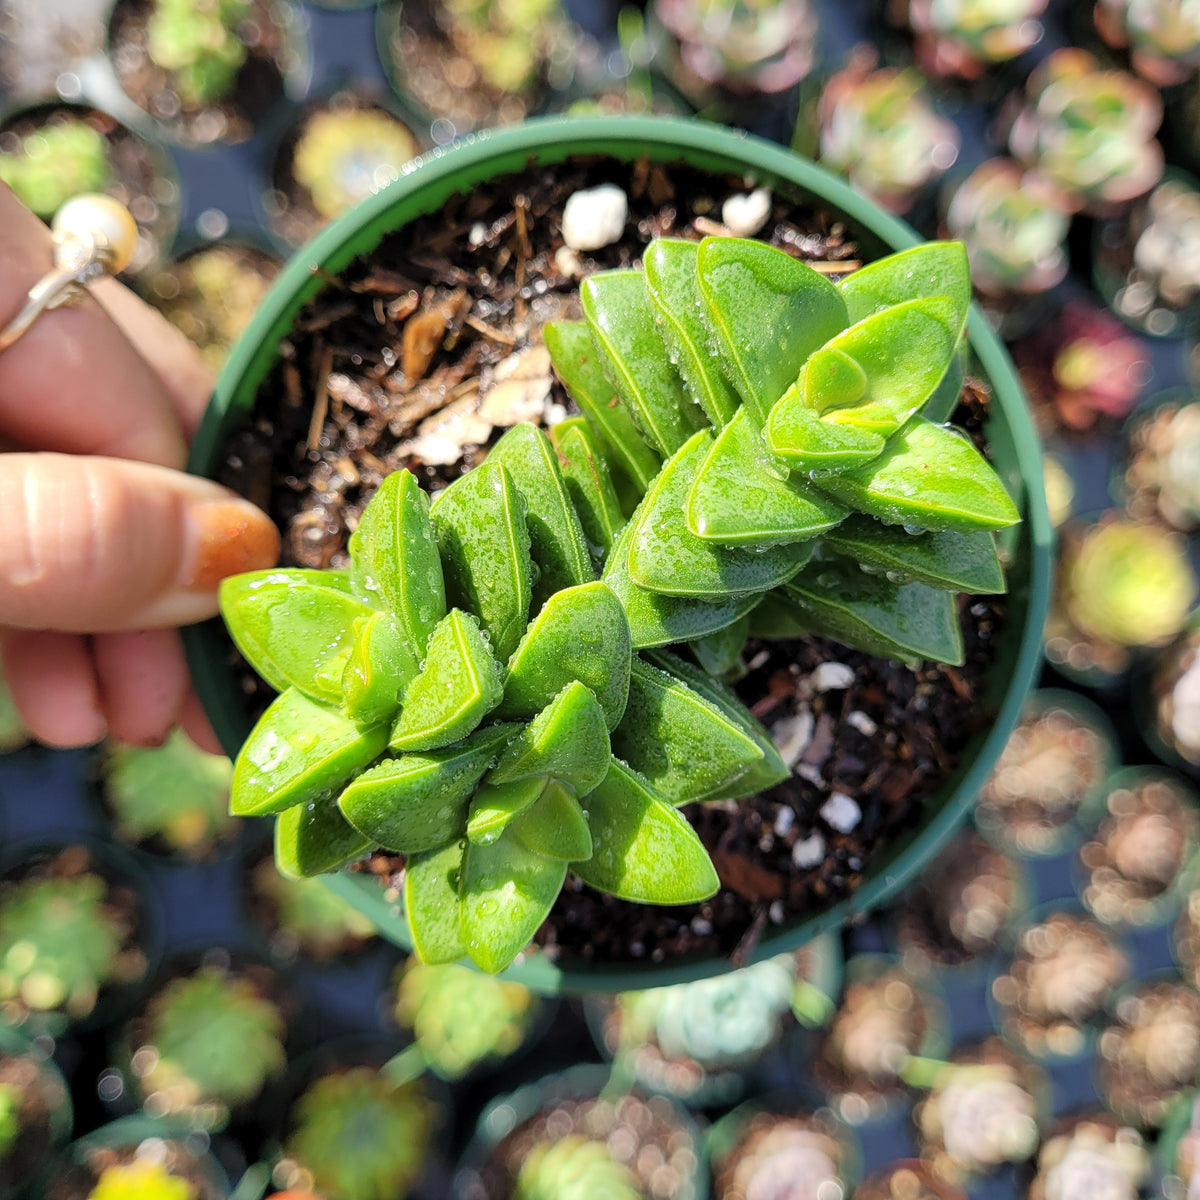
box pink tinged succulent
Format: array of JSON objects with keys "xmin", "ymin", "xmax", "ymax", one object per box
[
  {"xmin": 906, "ymin": 0, "xmax": 1047, "ymax": 78},
  {"xmin": 1095, "ymin": 0, "xmax": 1200, "ymax": 86}
]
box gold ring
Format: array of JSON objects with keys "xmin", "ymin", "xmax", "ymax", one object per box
[{"xmin": 0, "ymin": 194, "xmax": 139, "ymax": 353}]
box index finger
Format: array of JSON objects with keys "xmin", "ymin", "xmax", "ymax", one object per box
[{"xmin": 0, "ymin": 185, "xmax": 189, "ymax": 469}]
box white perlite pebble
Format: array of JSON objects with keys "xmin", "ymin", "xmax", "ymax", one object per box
[
  {"xmin": 771, "ymin": 709, "xmax": 814, "ymax": 767},
  {"xmin": 774, "ymin": 807, "xmax": 795, "ymax": 837},
  {"xmin": 820, "ymin": 792, "xmax": 861, "ymax": 833},
  {"xmin": 554, "ymin": 245, "xmax": 583, "ymax": 278},
  {"xmin": 792, "ymin": 832, "xmax": 826, "ymax": 868},
  {"xmin": 722, "ymin": 186, "xmax": 772, "ymax": 237},
  {"xmin": 813, "ymin": 662, "xmax": 855, "ymax": 692},
  {"xmin": 561, "ymin": 184, "xmax": 628, "ymax": 251},
  {"xmin": 846, "ymin": 710, "xmax": 877, "ymax": 736}
]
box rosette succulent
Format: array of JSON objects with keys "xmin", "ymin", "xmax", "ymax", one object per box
[
  {"xmin": 944, "ymin": 159, "xmax": 1070, "ymax": 297},
  {"xmin": 0, "ymin": 1083, "xmax": 19, "ymax": 1159},
  {"xmin": 1008, "ymin": 49, "xmax": 1164, "ymax": 213},
  {"xmin": 146, "ymin": 0, "xmax": 250, "ymax": 107},
  {"xmin": 393, "ymin": 959, "xmax": 535, "ymax": 1079},
  {"xmin": 441, "ymin": 0, "xmax": 567, "ymax": 96},
  {"xmin": 818, "ymin": 53, "xmax": 960, "ymax": 213},
  {"xmin": 1095, "ymin": 0, "xmax": 1200, "ymax": 85},
  {"xmin": 87, "ymin": 1161, "xmax": 197, "ymax": 1200},
  {"xmin": 0, "ymin": 118, "xmax": 110, "ymax": 220},
  {"xmin": 220, "ymin": 236, "xmax": 1019, "ymax": 976},
  {"xmin": 514, "ymin": 1135, "xmax": 641, "ymax": 1200},
  {"xmin": 902, "ymin": 0, "xmax": 1047, "ymax": 78},
  {"xmin": 253, "ymin": 861, "xmax": 376, "ymax": 958},
  {"xmin": 282, "ymin": 1066, "xmax": 434, "ymax": 1200}
]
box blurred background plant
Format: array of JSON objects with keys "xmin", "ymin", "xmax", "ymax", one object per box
[
  {"xmin": 817, "ymin": 48, "xmax": 960, "ymax": 213},
  {"xmin": 87, "ymin": 1158, "xmax": 198, "ymax": 1200},
  {"xmin": 0, "ymin": 117, "xmax": 110, "ymax": 219},
  {"xmin": 1123, "ymin": 393, "xmax": 1200, "ymax": 529},
  {"xmin": 893, "ymin": 0, "xmax": 1048, "ymax": 80},
  {"xmin": 1094, "ymin": 0, "xmax": 1200, "ymax": 86},
  {"xmin": 145, "ymin": 0, "xmax": 250, "ymax": 108},
  {"xmin": 1008, "ymin": 48, "xmax": 1165, "ymax": 214},
  {"xmin": 514, "ymin": 1133, "xmax": 641, "ymax": 1200},
  {"xmin": 251, "ymin": 858, "xmax": 376, "ymax": 961}
]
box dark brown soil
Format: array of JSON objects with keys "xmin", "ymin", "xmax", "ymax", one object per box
[
  {"xmin": 0, "ymin": 104, "xmax": 178, "ymax": 277},
  {"xmin": 215, "ymin": 154, "xmax": 1007, "ymax": 969},
  {"xmin": 108, "ymin": 0, "xmax": 294, "ymax": 146},
  {"xmin": 45, "ymin": 1139, "xmax": 224, "ymax": 1200},
  {"xmin": 0, "ymin": 1051, "xmax": 66, "ymax": 1190}
]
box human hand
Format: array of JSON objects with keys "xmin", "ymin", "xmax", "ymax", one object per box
[{"xmin": 0, "ymin": 185, "xmax": 279, "ymax": 752}]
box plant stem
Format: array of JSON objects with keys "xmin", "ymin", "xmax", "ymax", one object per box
[{"xmin": 381, "ymin": 1041, "xmax": 428, "ymax": 1087}]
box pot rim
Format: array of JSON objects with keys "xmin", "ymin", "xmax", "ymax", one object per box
[{"xmin": 184, "ymin": 112, "xmax": 1053, "ymax": 995}]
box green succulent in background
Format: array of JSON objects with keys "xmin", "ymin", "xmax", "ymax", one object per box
[
  {"xmin": 291, "ymin": 108, "xmax": 419, "ymax": 221},
  {"xmin": 1062, "ymin": 517, "xmax": 1197, "ymax": 648},
  {"xmin": 1008, "ymin": 48, "xmax": 1164, "ymax": 214},
  {"xmin": 903, "ymin": 0, "xmax": 1047, "ymax": 76},
  {"xmin": 133, "ymin": 966, "xmax": 285, "ymax": 1122},
  {"xmin": 817, "ymin": 55, "xmax": 960, "ymax": 213},
  {"xmin": 0, "ymin": 667, "xmax": 30, "ymax": 753},
  {"xmin": 0, "ymin": 118, "xmax": 110, "ymax": 219},
  {"xmin": 393, "ymin": 959, "xmax": 535, "ymax": 1079},
  {"xmin": 283, "ymin": 1066, "xmax": 434, "ymax": 1200},
  {"xmin": 0, "ymin": 1082, "xmax": 20, "ymax": 1159},
  {"xmin": 254, "ymin": 859, "xmax": 376, "ymax": 957},
  {"xmin": 146, "ymin": 0, "xmax": 250, "ymax": 107},
  {"xmin": 514, "ymin": 1135, "xmax": 642, "ymax": 1200},
  {"xmin": 0, "ymin": 872, "xmax": 125, "ymax": 1019},
  {"xmin": 103, "ymin": 729, "xmax": 238, "ymax": 859},
  {"xmin": 87, "ymin": 1160, "xmax": 197, "ymax": 1200},
  {"xmin": 1096, "ymin": 0, "xmax": 1200, "ymax": 86},
  {"xmin": 443, "ymin": 0, "xmax": 564, "ymax": 94},
  {"xmin": 220, "ymin": 236, "xmax": 1018, "ymax": 977},
  {"xmin": 944, "ymin": 158, "xmax": 1071, "ymax": 297}
]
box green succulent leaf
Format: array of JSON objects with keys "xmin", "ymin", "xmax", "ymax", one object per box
[
  {"xmin": 812, "ymin": 416, "xmax": 1021, "ymax": 532},
  {"xmin": 497, "ymin": 581, "xmax": 631, "ymax": 731},
  {"xmin": 781, "ymin": 556, "xmax": 964, "ymax": 665},
  {"xmin": 748, "ymin": 591, "xmax": 811, "ymax": 639},
  {"xmin": 839, "ymin": 241, "xmax": 971, "ymax": 331},
  {"xmin": 696, "ymin": 236, "xmax": 849, "ymax": 425},
  {"xmin": 510, "ymin": 779, "xmax": 593, "ymax": 861},
  {"xmin": 338, "ymin": 723, "xmax": 518, "ymax": 852},
  {"xmin": 610, "ymin": 657, "xmax": 763, "ymax": 804},
  {"xmin": 431, "ymin": 459, "xmax": 532, "ymax": 664},
  {"xmin": 808, "ymin": 297, "xmax": 961, "ymax": 436},
  {"xmin": 644, "ymin": 649, "xmax": 789, "ymax": 799},
  {"xmin": 275, "ymin": 796, "xmax": 372, "ymax": 878},
  {"xmin": 572, "ymin": 759, "xmax": 719, "ymax": 904},
  {"xmin": 923, "ymin": 341, "xmax": 967, "ymax": 424},
  {"xmin": 689, "ymin": 613, "xmax": 750, "ymax": 676},
  {"xmin": 219, "ymin": 570, "xmax": 373, "ymax": 704},
  {"xmin": 581, "ymin": 270, "xmax": 708, "ymax": 456},
  {"xmin": 823, "ymin": 513, "xmax": 1005, "ymax": 592},
  {"xmin": 341, "ymin": 611, "xmax": 420, "ymax": 726},
  {"xmin": 544, "ymin": 319, "xmax": 661, "ymax": 500},
  {"xmin": 489, "ymin": 680, "xmax": 611, "ymax": 796},
  {"xmin": 466, "ymin": 775, "xmax": 547, "ymax": 845},
  {"xmin": 405, "ymin": 839, "xmax": 467, "ymax": 965},
  {"xmin": 765, "ymin": 382, "xmax": 886, "ymax": 472},
  {"xmin": 231, "ymin": 689, "xmax": 388, "ymax": 816},
  {"xmin": 629, "ymin": 431, "xmax": 813, "ymax": 598},
  {"xmin": 603, "ymin": 510, "xmax": 762, "ymax": 648},
  {"xmin": 460, "ymin": 832, "xmax": 567, "ymax": 973},
  {"xmin": 547, "ymin": 418, "xmax": 625, "ymax": 562},
  {"xmin": 687, "ymin": 407, "xmax": 847, "ymax": 546},
  {"xmin": 349, "ymin": 468, "xmax": 446, "ymax": 655},
  {"xmin": 389, "ymin": 609, "xmax": 503, "ymax": 752},
  {"xmin": 643, "ymin": 238, "xmax": 742, "ymax": 427},
  {"xmin": 487, "ymin": 423, "xmax": 594, "ymax": 605}
]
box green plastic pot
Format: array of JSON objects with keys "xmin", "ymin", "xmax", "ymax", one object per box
[{"xmin": 183, "ymin": 114, "xmax": 1053, "ymax": 995}]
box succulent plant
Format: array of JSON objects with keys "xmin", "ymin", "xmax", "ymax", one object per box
[
  {"xmin": 0, "ymin": 118, "xmax": 110, "ymax": 220},
  {"xmin": 514, "ymin": 1134, "xmax": 641, "ymax": 1200},
  {"xmin": 715, "ymin": 1114, "xmax": 846, "ymax": 1200},
  {"xmin": 146, "ymin": 0, "xmax": 250, "ymax": 107},
  {"xmin": 1095, "ymin": 0, "xmax": 1200, "ymax": 85},
  {"xmin": 0, "ymin": 1082, "xmax": 19, "ymax": 1159},
  {"xmin": 0, "ymin": 869, "xmax": 128, "ymax": 1021},
  {"xmin": 220, "ymin": 236, "xmax": 1018, "ymax": 976},
  {"xmin": 1125, "ymin": 400, "xmax": 1200, "ymax": 530},
  {"xmin": 87, "ymin": 1160, "xmax": 197, "ymax": 1200},
  {"xmin": 654, "ymin": 0, "xmax": 818, "ymax": 94},
  {"xmin": 1008, "ymin": 48, "xmax": 1164, "ymax": 214},
  {"xmin": 103, "ymin": 730, "xmax": 237, "ymax": 859},
  {"xmin": 1028, "ymin": 1116, "xmax": 1150, "ymax": 1200},
  {"xmin": 901, "ymin": 0, "xmax": 1047, "ymax": 79},
  {"xmin": 131, "ymin": 965, "xmax": 285, "ymax": 1123},
  {"xmin": 283, "ymin": 1066, "xmax": 433, "ymax": 1200},
  {"xmin": 291, "ymin": 108, "xmax": 419, "ymax": 222},
  {"xmin": 393, "ymin": 959, "xmax": 535, "ymax": 1079},
  {"xmin": 0, "ymin": 666, "xmax": 30, "ymax": 753},
  {"xmin": 253, "ymin": 860, "xmax": 376, "ymax": 959},
  {"xmin": 441, "ymin": 0, "xmax": 567, "ymax": 95},
  {"xmin": 944, "ymin": 159, "xmax": 1071, "ymax": 297},
  {"xmin": 818, "ymin": 50, "xmax": 960, "ymax": 213},
  {"xmin": 1061, "ymin": 518, "xmax": 1196, "ymax": 649}
]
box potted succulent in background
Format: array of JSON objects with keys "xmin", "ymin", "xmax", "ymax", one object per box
[
  {"xmin": 854, "ymin": 1159, "xmax": 967, "ymax": 1199},
  {"xmin": 890, "ymin": 0, "xmax": 1047, "ymax": 82},
  {"xmin": 0, "ymin": 1025, "xmax": 72, "ymax": 1200},
  {"xmin": 1122, "ymin": 390, "xmax": 1200, "ymax": 530},
  {"xmin": 1139, "ymin": 618, "xmax": 1200, "ymax": 770},
  {"xmin": 0, "ymin": 839, "xmax": 163, "ymax": 1037},
  {"xmin": 184, "ymin": 114, "xmax": 1050, "ymax": 994},
  {"xmin": 1093, "ymin": 0, "xmax": 1200, "ymax": 86},
  {"xmin": 98, "ymin": 730, "xmax": 240, "ymax": 863},
  {"xmin": 1027, "ymin": 1112, "xmax": 1152, "ymax": 1199}
]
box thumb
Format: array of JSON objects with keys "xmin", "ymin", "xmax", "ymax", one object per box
[{"xmin": 0, "ymin": 453, "xmax": 280, "ymax": 632}]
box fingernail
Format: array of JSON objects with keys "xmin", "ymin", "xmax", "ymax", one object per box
[{"xmin": 181, "ymin": 498, "xmax": 281, "ymax": 592}]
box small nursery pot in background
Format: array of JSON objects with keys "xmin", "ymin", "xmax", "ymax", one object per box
[
  {"xmin": 0, "ymin": 1024, "xmax": 73, "ymax": 1200},
  {"xmin": 184, "ymin": 114, "xmax": 1051, "ymax": 995}
]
